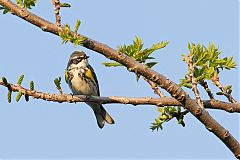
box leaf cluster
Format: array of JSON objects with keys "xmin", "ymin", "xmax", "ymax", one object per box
[
  {"xmin": 59, "ymin": 20, "xmax": 87, "ymax": 47},
  {"xmin": 103, "ymin": 37, "xmax": 169, "ymax": 80},
  {"xmin": 180, "ymin": 43, "xmax": 236, "ymax": 88},
  {"xmin": 16, "ymin": 0, "xmax": 37, "ymax": 9},
  {"xmin": 150, "ymin": 106, "xmax": 185, "ymax": 131},
  {"xmin": 2, "ymin": 75, "xmax": 34, "ymax": 103}
]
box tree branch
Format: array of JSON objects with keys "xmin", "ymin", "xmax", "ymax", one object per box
[
  {"xmin": 0, "ymin": 0, "xmax": 239, "ymax": 158},
  {"xmin": 1, "ymin": 80, "xmax": 240, "ymax": 113}
]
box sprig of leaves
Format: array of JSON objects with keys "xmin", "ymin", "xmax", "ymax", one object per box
[
  {"xmin": 103, "ymin": 36, "xmax": 169, "ymax": 81},
  {"xmin": 1, "ymin": 75, "xmax": 35, "ymax": 103},
  {"xmin": 59, "ymin": 20, "xmax": 87, "ymax": 47},
  {"xmin": 16, "ymin": 0, "xmax": 37, "ymax": 9},
  {"xmin": 17, "ymin": 75, "xmax": 24, "ymax": 85},
  {"xmin": 150, "ymin": 106, "xmax": 185, "ymax": 131},
  {"xmin": 180, "ymin": 43, "xmax": 236, "ymax": 88},
  {"xmin": 54, "ymin": 76, "xmax": 63, "ymax": 94}
]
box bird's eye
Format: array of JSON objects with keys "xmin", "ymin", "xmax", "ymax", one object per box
[
  {"xmin": 77, "ymin": 58, "xmax": 81, "ymax": 62},
  {"xmin": 72, "ymin": 59, "xmax": 79, "ymax": 64}
]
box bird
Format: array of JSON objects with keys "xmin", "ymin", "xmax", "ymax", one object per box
[{"xmin": 65, "ymin": 51, "xmax": 114, "ymax": 128}]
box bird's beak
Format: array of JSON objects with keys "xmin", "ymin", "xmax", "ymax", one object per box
[{"xmin": 86, "ymin": 56, "xmax": 89, "ymax": 59}]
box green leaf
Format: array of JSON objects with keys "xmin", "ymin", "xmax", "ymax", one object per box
[
  {"xmin": 207, "ymin": 66, "xmax": 215, "ymax": 76},
  {"xmin": 168, "ymin": 107, "xmax": 177, "ymax": 115},
  {"xmin": 25, "ymin": 94, "xmax": 29, "ymax": 102},
  {"xmin": 157, "ymin": 107, "xmax": 164, "ymax": 114},
  {"xmin": 227, "ymin": 88, "xmax": 232, "ymax": 94},
  {"xmin": 17, "ymin": 75, "xmax": 24, "ymax": 85},
  {"xmin": 146, "ymin": 62, "xmax": 157, "ymax": 68},
  {"xmin": 178, "ymin": 118, "xmax": 185, "ymax": 127},
  {"xmin": 133, "ymin": 36, "xmax": 143, "ymax": 51},
  {"xmin": 102, "ymin": 62, "xmax": 122, "ymax": 67},
  {"xmin": 216, "ymin": 92, "xmax": 223, "ymax": 95},
  {"xmin": 60, "ymin": 3, "xmax": 71, "ymax": 7},
  {"xmin": 30, "ymin": 81, "xmax": 34, "ymax": 90},
  {"xmin": 16, "ymin": 0, "xmax": 23, "ymax": 7},
  {"xmin": 8, "ymin": 90, "xmax": 12, "ymax": 103},
  {"xmin": 136, "ymin": 74, "xmax": 141, "ymax": 82},
  {"xmin": 74, "ymin": 19, "xmax": 81, "ymax": 33},
  {"xmin": 2, "ymin": 77, "xmax": 8, "ymax": 85},
  {"xmin": 148, "ymin": 41, "xmax": 169, "ymax": 55},
  {"xmin": 3, "ymin": 9, "xmax": 9, "ymax": 14},
  {"xmin": 224, "ymin": 85, "xmax": 232, "ymax": 90},
  {"xmin": 146, "ymin": 57, "xmax": 155, "ymax": 60},
  {"xmin": 150, "ymin": 120, "xmax": 163, "ymax": 131},
  {"xmin": 23, "ymin": 0, "xmax": 37, "ymax": 9},
  {"xmin": 181, "ymin": 83, "xmax": 192, "ymax": 89},
  {"xmin": 16, "ymin": 91, "xmax": 23, "ymax": 102},
  {"xmin": 0, "ymin": 6, "xmax": 9, "ymax": 14}
]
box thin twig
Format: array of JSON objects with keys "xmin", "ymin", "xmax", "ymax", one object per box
[
  {"xmin": 211, "ymin": 73, "xmax": 237, "ymax": 103},
  {"xmin": 186, "ymin": 55, "xmax": 204, "ymax": 108},
  {"xmin": 200, "ymin": 80, "xmax": 214, "ymax": 100},
  {"xmin": 52, "ymin": 0, "xmax": 61, "ymax": 26},
  {"xmin": 145, "ymin": 78, "xmax": 164, "ymax": 97}
]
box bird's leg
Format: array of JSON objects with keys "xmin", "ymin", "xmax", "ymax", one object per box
[{"xmin": 70, "ymin": 93, "xmax": 77, "ymax": 104}]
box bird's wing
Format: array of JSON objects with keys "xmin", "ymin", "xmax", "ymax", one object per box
[
  {"xmin": 65, "ymin": 69, "xmax": 74, "ymax": 84},
  {"xmin": 86, "ymin": 65, "xmax": 100, "ymax": 96},
  {"xmin": 65, "ymin": 70, "xmax": 69, "ymax": 83}
]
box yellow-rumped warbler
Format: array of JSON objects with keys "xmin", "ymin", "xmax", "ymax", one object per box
[{"xmin": 65, "ymin": 51, "xmax": 114, "ymax": 128}]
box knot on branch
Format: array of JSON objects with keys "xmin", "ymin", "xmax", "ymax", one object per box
[
  {"xmin": 195, "ymin": 107, "xmax": 203, "ymax": 116},
  {"xmin": 223, "ymin": 130, "xmax": 230, "ymax": 139},
  {"xmin": 20, "ymin": 8, "xmax": 29, "ymax": 18}
]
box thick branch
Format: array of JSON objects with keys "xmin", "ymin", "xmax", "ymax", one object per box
[
  {"xmin": 0, "ymin": 0, "xmax": 239, "ymax": 158},
  {"xmin": 1, "ymin": 80, "xmax": 240, "ymax": 113}
]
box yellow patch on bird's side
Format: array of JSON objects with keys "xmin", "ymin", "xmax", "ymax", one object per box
[
  {"xmin": 85, "ymin": 68, "xmax": 95, "ymax": 82},
  {"xmin": 65, "ymin": 70, "xmax": 69, "ymax": 83}
]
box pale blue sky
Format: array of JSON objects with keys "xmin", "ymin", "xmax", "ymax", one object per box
[{"xmin": 0, "ymin": 0, "xmax": 239, "ymax": 159}]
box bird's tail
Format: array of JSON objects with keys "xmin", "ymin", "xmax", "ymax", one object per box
[{"xmin": 87, "ymin": 102, "xmax": 114, "ymax": 128}]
